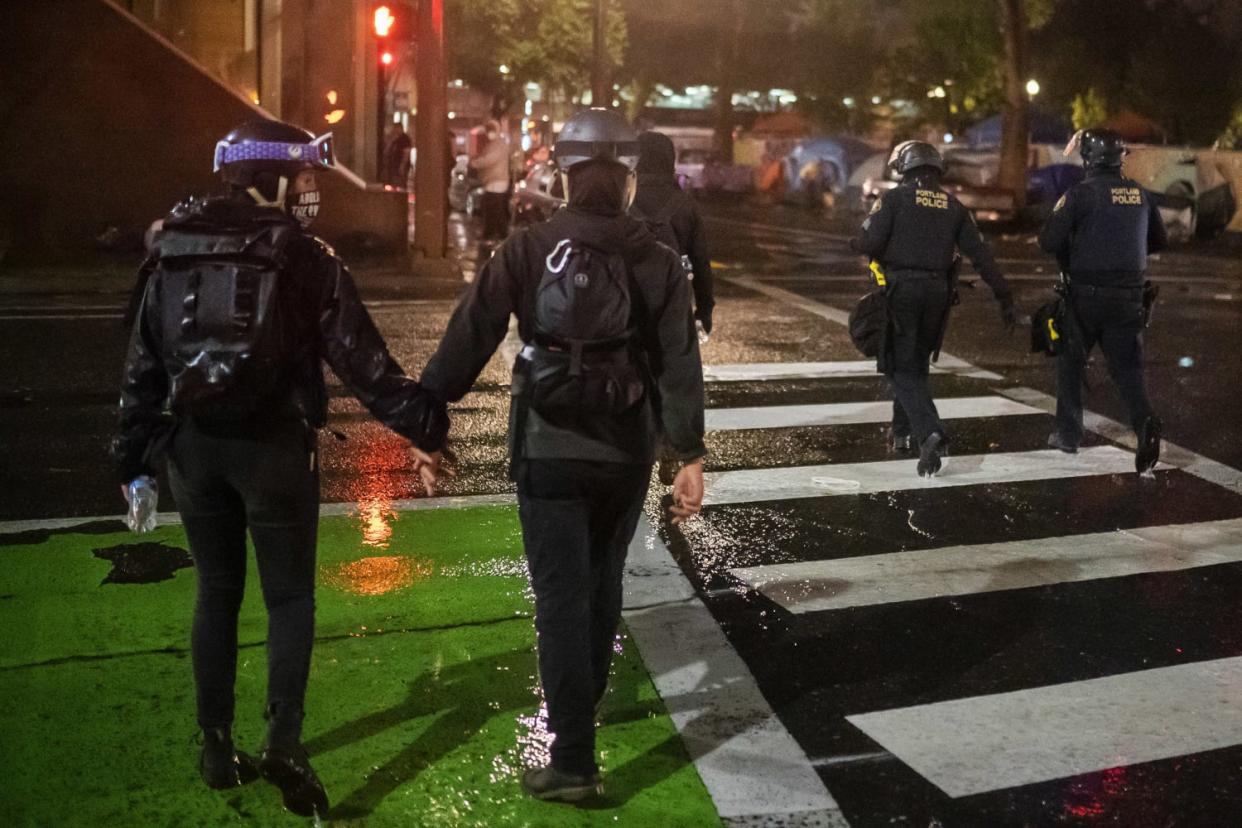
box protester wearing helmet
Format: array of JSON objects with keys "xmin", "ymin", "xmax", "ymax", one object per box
[
  {"xmin": 113, "ymin": 118, "xmax": 448, "ymax": 817},
  {"xmin": 1039, "ymin": 128, "xmax": 1167, "ymax": 472},
  {"xmin": 416, "ymin": 108, "xmax": 706, "ymax": 802},
  {"xmin": 852, "ymin": 140, "xmax": 1015, "ymax": 477}
]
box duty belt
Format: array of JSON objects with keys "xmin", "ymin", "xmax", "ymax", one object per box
[{"xmin": 1069, "ymin": 283, "xmax": 1143, "ymax": 300}]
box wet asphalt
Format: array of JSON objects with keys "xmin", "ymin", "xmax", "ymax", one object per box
[{"xmin": 4, "ymin": 202, "xmax": 1242, "ymax": 825}]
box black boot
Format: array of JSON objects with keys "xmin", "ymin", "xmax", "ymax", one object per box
[
  {"xmin": 258, "ymin": 741, "xmax": 329, "ymax": 818},
  {"xmin": 1136, "ymin": 415, "xmax": 1163, "ymax": 475},
  {"xmin": 199, "ymin": 726, "xmax": 259, "ymax": 790},
  {"xmin": 917, "ymin": 432, "xmax": 945, "ymax": 478}
]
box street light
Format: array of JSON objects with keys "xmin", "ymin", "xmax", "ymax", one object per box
[
  {"xmin": 1026, "ymin": 79, "xmax": 1041, "ymax": 97},
  {"xmin": 374, "ymin": 5, "xmax": 397, "ymax": 181}
]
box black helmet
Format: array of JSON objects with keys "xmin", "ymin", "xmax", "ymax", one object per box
[
  {"xmin": 1078, "ymin": 128, "xmax": 1126, "ymax": 169},
  {"xmin": 213, "ymin": 119, "xmax": 335, "ymax": 198},
  {"xmin": 888, "ymin": 140, "xmax": 944, "ymax": 175},
  {"xmin": 554, "ymin": 109, "xmax": 640, "ymax": 171}
]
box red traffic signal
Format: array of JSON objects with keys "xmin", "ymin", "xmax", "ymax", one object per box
[{"xmin": 374, "ymin": 5, "xmax": 395, "ymax": 38}]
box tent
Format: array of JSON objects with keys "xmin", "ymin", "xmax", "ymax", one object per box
[
  {"xmin": 783, "ymin": 136, "xmax": 880, "ymax": 195},
  {"xmin": 965, "ymin": 109, "xmax": 1073, "ymax": 148}
]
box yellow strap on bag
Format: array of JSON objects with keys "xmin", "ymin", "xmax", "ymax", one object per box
[
  {"xmin": 869, "ymin": 260, "xmax": 887, "ymax": 287},
  {"xmin": 1047, "ymin": 317, "xmax": 1060, "ymax": 341}
]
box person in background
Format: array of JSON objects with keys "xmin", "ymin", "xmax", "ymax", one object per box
[{"xmin": 471, "ymin": 120, "xmax": 513, "ymax": 245}]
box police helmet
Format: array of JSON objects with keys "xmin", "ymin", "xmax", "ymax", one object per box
[
  {"xmin": 888, "ymin": 140, "xmax": 944, "ymax": 176},
  {"xmin": 213, "ymin": 119, "xmax": 335, "ymax": 203},
  {"xmin": 553, "ymin": 109, "xmax": 640, "ymax": 171},
  {"xmin": 1078, "ymin": 128, "xmax": 1127, "ymax": 169}
]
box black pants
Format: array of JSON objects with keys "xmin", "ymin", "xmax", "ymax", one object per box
[
  {"xmin": 886, "ymin": 277, "xmax": 950, "ymax": 445},
  {"xmin": 480, "ymin": 191, "xmax": 510, "ymax": 241},
  {"xmin": 167, "ymin": 418, "xmax": 319, "ymax": 741},
  {"xmin": 1056, "ymin": 293, "xmax": 1154, "ymax": 445},
  {"xmin": 516, "ymin": 459, "xmax": 650, "ymax": 775}
]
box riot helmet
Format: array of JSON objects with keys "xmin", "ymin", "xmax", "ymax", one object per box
[
  {"xmin": 1076, "ymin": 128, "xmax": 1127, "ymax": 170},
  {"xmin": 213, "ymin": 119, "xmax": 334, "ymax": 223},
  {"xmin": 888, "ymin": 140, "xmax": 945, "ymax": 176}
]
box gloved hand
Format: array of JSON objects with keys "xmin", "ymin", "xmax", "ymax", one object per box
[
  {"xmin": 999, "ymin": 299, "xmax": 1017, "ymax": 335},
  {"xmin": 695, "ymin": 309, "xmax": 713, "ymax": 336},
  {"xmin": 403, "ymin": 384, "xmax": 450, "ymax": 452}
]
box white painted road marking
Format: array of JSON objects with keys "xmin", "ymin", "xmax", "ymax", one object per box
[
  {"xmin": 731, "ymin": 518, "xmax": 1242, "ymax": 612},
  {"xmin": 847, "ymin": 656, "xmax": 1242, "ymax": 798},
  {"xmin": 622, "ymin": 521, "xmax": 847, "ymax": 824},
  {"xmin": 703, "ymin": 446, "xmax": 1156, "ymax": 506},
  {"xmin": 704, "ymin": 360, "xmax": 957, "ymax": 382},
  {"xmin": 706, "ymin": 395, "xmax": 1038, "ymax": 431}
]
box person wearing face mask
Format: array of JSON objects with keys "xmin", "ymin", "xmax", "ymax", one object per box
[
  {"xmin": 112, "ymin": 118, "xmax": 449, "ymax": 818},
  {"xmin": 415, "ymin": 108, "xmax": 707, "ymax": 803}
]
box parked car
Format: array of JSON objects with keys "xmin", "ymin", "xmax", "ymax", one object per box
[{"xmin": 512, "ymin": 161, "xmax": 563, "ymax": 227}]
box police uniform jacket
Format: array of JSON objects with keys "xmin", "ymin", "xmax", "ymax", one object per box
[
  {"xmin": 1038, "ymin": 169, "xmax": 1167, "ymax": 287},
  {"xmin": 420, "ymin": 207, "xmax": 707, "ymax": 466},
  {"xmin": 853, "ymin": 176, "xmax": 1012, "ymax": 303}
]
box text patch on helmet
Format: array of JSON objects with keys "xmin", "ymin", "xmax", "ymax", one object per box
[
  {"xmin": 1111, "ymin": 187, "xmax": 1142, "ymax": 206},
  {"xmin": 915, "ymin": 189, "xmax": 949, "ymax": 210},
  {"xmin": 291, "ymin": 189, "xmax": 321, "ymax": 228}
]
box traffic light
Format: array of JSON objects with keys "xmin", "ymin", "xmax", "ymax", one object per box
[{"xmin": 374, "ymin": 6, "xmax": 395, "ymax": 38}]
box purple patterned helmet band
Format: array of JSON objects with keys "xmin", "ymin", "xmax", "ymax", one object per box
[{"xmin": 213, "ymin": 133, "xmax": 335, "ymax": 173}]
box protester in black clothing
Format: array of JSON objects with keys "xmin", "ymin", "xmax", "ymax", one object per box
[
  {"xmin": 631, "ymin": 130, "xmax": 715, "ymax": 335},
  {"xmin": 852, "ymin": 140, "xmax": 1015, "ymax": 477},
  {"xmin": 414, "ymin": 109, "xmax": 707, "ymax": 803},
  {"xmin": 1039, "ymin": 128, "xmax": 1167, "ymax": 473},
  {"xmin": 113, "ymin": 119, "xmax": 448, "ymax": 818}
]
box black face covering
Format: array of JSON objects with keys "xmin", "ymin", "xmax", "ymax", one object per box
[
  {"xmin": 567, "ymin": 160, "xmax": 629, "ymax": 216},
  {"xmin": 290, "ymin": 187, "xmax": 321, "ymax": 228}
]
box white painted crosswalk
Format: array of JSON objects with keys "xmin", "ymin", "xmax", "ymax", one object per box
[
  {"xmin": 846, "ymin": 656, "xmax": 1242, "ymax": 798},
  {"xmin": 702, "ymin": 445, "xmax": 1153, "ymax": 506},
  {"xmin": 730, "ymin": 517, "xmax": 1242, "ymax": 612},
  {"xmin": 705, "ymin": 395, "xmax": 1039, "ymax": 431}
]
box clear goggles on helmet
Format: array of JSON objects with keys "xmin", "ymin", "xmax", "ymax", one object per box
[
  {"xmin": 213, "ymin": 133, "xmax": 336, "ymax": 172},
  {"xmin": 554, "ymin": 140, "xmax": 641, "ymax": 171}
]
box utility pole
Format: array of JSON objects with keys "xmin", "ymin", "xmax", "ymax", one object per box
[
  {"xmin": 997, "ymin": 0, "xmax": 1031, "ymax": 211},
  {"xmin": 413, "ymin": 0, "xmax": 448, "ymax": 259},
  {"xmin": 591, "ymin": 0, "xmax": 608, "ymax": 107}
]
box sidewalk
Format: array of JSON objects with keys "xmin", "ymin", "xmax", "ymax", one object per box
[{"xmin": 0, "ymin": 506, "xmax": 717, "ymax": 826}]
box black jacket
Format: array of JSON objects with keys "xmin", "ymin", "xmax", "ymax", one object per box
[
  {"xmin": 1038, "ymin": 169, "xmax": 1167, "ymax": 286},
  {"xmin": 420, "ymin": 207, "xmax": 706, "ymax": 465},
  {"xmin": 113, "ymin": 197, "xmax": 446, "ymax": 483},
  {"xmin": 853, "ymin": 175, "xmax": 1011, "ymax": 304},
  {"xmin": 631, "ymin": 161, "xmax": 715, "ymax": 333}
]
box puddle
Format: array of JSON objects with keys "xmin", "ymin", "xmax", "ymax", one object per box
[
  {"xmin": 322, "ymin": 555, "xmax": 431, "ymax": 596},
  {"xmin": 93, "ymin": 542, "xmax": 192, "ymax": 584}
]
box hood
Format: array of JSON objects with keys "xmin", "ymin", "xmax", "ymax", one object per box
[
  {"xmin": 636, "ymin": 131, "xmax": 677, "ymax": 178},
  {"xmin": 162, "ymin": 195, "xmax": 295, "ymax": 233},
  {"xmin": 544, "ymin": 207, "xmax": 657, "ymax": 254}
]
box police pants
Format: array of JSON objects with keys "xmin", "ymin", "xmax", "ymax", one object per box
[
  {"xmin": 168, "ymin": 418, "xmax": 319, "ymax": 739},
  {"xmin": 1056, "ymin": 293, "xmax": 1154, "ymax": 445},
  {"xmin": 516, "ymin": 458, "xmax": 650, "ymax": 775},
  {"xmin": 886, "ymin": 277, "xmax": 950, "ymax": 445}
]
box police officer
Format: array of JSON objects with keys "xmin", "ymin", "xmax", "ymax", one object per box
[
  {"xmin": 853, "ymin": 140, "xmax": 1015, "ymax": 477},
  {"xmin": 631, "ymin": 130, "xmax": 716, "ymax": 336},
  {"xmin": 414, "ymin": 109, "xmax": 706, "ymax": 802},
  {"xmin": 113, "ymin": 118, "xmax": 448, "ymax": 817},
  {"xmin": 1039, "ymin": 128, "xmax": 1166, "ymax": 472}
]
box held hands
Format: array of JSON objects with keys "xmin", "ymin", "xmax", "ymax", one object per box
[
  {"xmin": 667, "ymin": 459, "xmax": 705, "ymax": 525},
  {"xmin": 410, "ymin": 444, "xmax": 455, "ymax": 496}
]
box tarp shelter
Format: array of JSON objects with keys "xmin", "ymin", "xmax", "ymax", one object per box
[{"xmin": 965, "ymin": 110, "xmax": 1073, "ymax": 148}]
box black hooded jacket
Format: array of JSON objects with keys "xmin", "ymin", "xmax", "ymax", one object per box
[
  {"xmin": 113, "ymin": 196, "xmax": 447, "ymax": 483},
  {"xmin": 630, "ymin": 132, "xmax": 715, "ymax": 331},
  {"xmin": 420, "ymin": 205, "xmax": 706, "ymax": 466}
]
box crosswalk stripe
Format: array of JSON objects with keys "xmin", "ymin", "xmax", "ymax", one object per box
[
  {"xmin": 730, "ymin": 517, "xmax": 1242, "ymax": 612},
  {"xmin": 846, "ymin": 655, "xmax": 1242, "ymax": 799},
  {"xmin": 703, "ymin": 446, "xmax": 1154, "ymax": 506},
  {"xmin": 706, "ymin": 395, "xmax": 1039, "ymax": 431},
  {"xmin": 704, "ymin": 361, "xmax": 955, "ymax": 382}
]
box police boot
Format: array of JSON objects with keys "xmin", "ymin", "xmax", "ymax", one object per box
[
  {"xmin": 258, "ymin": 707, "xmax": 329, "ymax": 818},
  {"xmin": 888, "ymin": 429, "xmax": 913, "ymax": 453},
  {"xmin": 917, "ymin": 432, "xmax": 945, "ymax": 478},
  {"xmin": 199, "ymin": 726, "xmax": 259, "ymax": 790},
  {"xmin": 1136, "ymin": 415, "xmax": 1163, "ymax": 475},
  {"xmin": 1046, "ymin": 432, "xmax": 1079, "ymax": 454}
]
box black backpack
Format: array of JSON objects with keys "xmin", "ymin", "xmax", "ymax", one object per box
[
  {"xmin": 524, "ymin": 238, "xmax": 648, "ymax": 421},
  {"xmin": 631, "ymin": 196, "xmax": 682, "ymax": 254},
  {"xmin": 152, "ymin": 225, "xmax": 296, "ymax": 420}
]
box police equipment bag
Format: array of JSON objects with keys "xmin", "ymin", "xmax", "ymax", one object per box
[
  {"xmin": 1030, "ymin": 291, "xmax": 1067, "ymax": 357},
  {"xmin": 524, "ymin": 238, "xmax": 647, "ymax": 420},
  {"xmin": 849, "ymin": 289, "xmax": 889, "ymax": 358},
  {"xmin": 152, "ymin": 225, "xmax": 296, "ymax": 420}
]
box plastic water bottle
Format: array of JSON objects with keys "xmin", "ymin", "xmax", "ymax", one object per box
[
  {"xmin": 696, "ymin": 318, "xmax": 710, "ymax": 345},
  {"xmin": 125, "ymin": 475, "xmax": 159, "ymax": 533}
]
